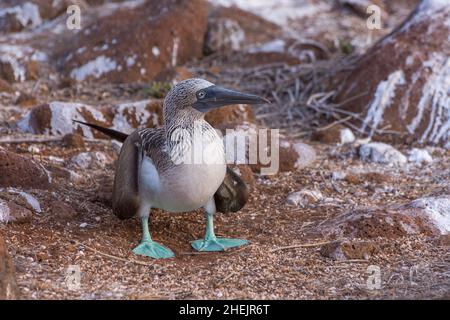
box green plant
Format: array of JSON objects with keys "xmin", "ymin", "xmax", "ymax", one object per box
[
  {"xmin": 143, "ymin": 82, "xmax": 172, "ymax": 98},
  {"xmin": 339, "ymin": 39, "xmax": 355, "ymax": 55}
]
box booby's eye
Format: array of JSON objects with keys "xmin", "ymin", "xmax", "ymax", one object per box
[{"xmin": 197, "ymin": 90, "xmax": 206, "ymax": 99}]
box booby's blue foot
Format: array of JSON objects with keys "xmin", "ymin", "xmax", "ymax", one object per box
[
  {"xmin": 133, "ymin": 216, "xmax": 174, "ymax": 259},
  {"xmin": 191, "ymin": 237, "xmax": 249, "ymax": 252},
  {"xmin": 193, "ymin": 210, "xmax": 249, "ymax": 252},
  {"xmin": 133, "ymin": 240, "xmax": 175, "ymax": 259}
]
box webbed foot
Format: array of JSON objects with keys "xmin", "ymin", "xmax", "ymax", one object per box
[
  {"xmin": 133, "ymin": 240, "xmax": 175, "ymax": 259},
  {"xmin": 191, "ymin": 237, "xmax": 249, "ymax": 252}
]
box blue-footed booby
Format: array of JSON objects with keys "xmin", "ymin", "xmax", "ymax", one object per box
[{"xmin": 74, "ymin": 78, "xmax": 268, "ymax": 259}]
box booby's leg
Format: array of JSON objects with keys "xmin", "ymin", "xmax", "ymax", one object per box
[
  {"xmin": 133, "ymin": 211, "xmax": 175, "ymax": 259},
  {"xmin": 191, "ymin": 199, "xmax": 249, "ymax": 252}
]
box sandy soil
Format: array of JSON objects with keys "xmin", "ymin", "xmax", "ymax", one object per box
[{"xmin": 1, "ymin": 137, "xmax": 449, "ymax": 300}]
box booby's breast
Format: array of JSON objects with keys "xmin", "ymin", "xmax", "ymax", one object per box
[
  {"xmin": 139, "ymin": 129, "xmax": 226, "ymax": 212},
  {"xmin": 159, "ymin": 162, "xmax": 225, "ymax": 212}
]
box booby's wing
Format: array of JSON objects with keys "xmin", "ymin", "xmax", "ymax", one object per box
[
  {"xmin": 113, "ymin": 128, "xmax": 167, "ymax": 219},
  {"xmin": 112, "ymin": 131, "xmax": 142, "ymax": 219},
  {"xmin": 214, "ymin": 167, "xmax": 249, "ymax": 213}
]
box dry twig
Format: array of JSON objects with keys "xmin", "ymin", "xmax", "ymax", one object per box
[
  {"xmin": 270, "ymin": 240, "xmax": 337, "ymax": 252},
  {"xmin": 191, "ymin": 53, "xmax": 373, "ymax": 137},
  {"xmin": 76, "ymin": 241, "xmax": 155, "ymax": 267}
]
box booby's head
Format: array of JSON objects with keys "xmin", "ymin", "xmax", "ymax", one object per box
[{"xmin": 163, "ymin": 78, "xmax": 268, "ymax": 122}]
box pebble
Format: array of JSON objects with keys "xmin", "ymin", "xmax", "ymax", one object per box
[
  {"xmin": 359, "ymin": 142, "xmax": 407, "ymax": 166},
  {"xmin": 408, "ymin": 148, "xmax": 433, "ymax": 165},
  {"xmin": 339, "ymin": 128, "xmax": 355, "ymax": 144},
  {"xmin": 286, "ymin": 189, "xmax": 323, "ymax": 207}
]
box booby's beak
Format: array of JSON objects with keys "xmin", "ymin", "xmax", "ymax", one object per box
[{"xmin": 193, "ymin": 85, "xmax": 270, "ymax": 113}]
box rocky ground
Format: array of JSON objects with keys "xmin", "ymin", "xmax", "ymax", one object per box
[
  {"xmin": 0, "ymin": 0, "xmax": 449, "ymax": 300},
  {"xmin": 1, "ymin": 134, "xmax": 449, "ymax": 299}
]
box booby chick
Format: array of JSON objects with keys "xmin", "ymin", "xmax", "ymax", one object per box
[{"xmin": 77, "ymin": 78, "xmax": 268, "ymax": 259}]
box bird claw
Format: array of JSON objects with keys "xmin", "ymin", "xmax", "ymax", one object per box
[
  {"xmin": 191, "ymin": 237, "xmax": 249, "ymax": 252},
  {"xmin": 132, "ymin": 240, "xmax": 175, "ymax": 259}
]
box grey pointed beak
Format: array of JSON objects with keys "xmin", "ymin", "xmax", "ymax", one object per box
[{"xmin": 193, "ymin": 85, "xmax": 270, "ymax": 112}]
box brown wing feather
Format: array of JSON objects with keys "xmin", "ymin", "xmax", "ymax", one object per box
[
  {"xmin": 112, "ymin": 131, "xmax": 142, "ymax": 219},
  {"xmin": 214, "ymin": 167, "xmax": 249, "ymax": 213}
]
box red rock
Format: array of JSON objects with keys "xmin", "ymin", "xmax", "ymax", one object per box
[
  {"xmin": 62, "ymin": 133, "xmax": 85, "ymax": 149},
  {"xmin": 250, "ymin": 141, "xmax": 316, "ymax": 174},
  {"xmin": 344, "ymin": 172, "xmax": 392, "ymax": 185},
  {"xmin": 0, "ymin": 199, "xmax": 32, "ymax": 223},
  {"xmin": 204, "ymin": 39, "xmax": 306, "ymax": 67},
  {"xmin": 407, "ymin": 196, "xmax": 450, "ymax": 235},
  {"xmin": 286, "ymin": 189, "xmax": 323, "ymax": 207},
  {"xmin": 0, "ymin": 78, "xmax": 13, "ymax": 92},
  {"xmin": 335, "ymin": 1, "xmax": 450, "ymax": 145},
  {"xmin": 0, "ymin": 236, "xmax": 19, "ymax": 299},
  {"xmin": 384, "ymin": 0, "xmax": 421, "ymax": 14},
  {"xmin": 17, "ymin": 100, "xmax": 164, "ymax": 138},
  {"xmin": 343, "ymin": 173, "xmax": 363, "ymax": 184},
  {"xmin": 204, "ymin": 5, "xmax": 328, "ymax": 65},
  {"xmin": 91, "ymin": 174, "xmax": 113, "ymax": 207},
  {"xmin": 0, "ymin": 2, "xmax": 91, "ymax": 84},
  {"xmin": 278, "ymin": 145, "xmax": 301, "ymax": 172},
  {"xmin": 0, "ymin": 43, "xmax": 47, "ymax": 83},
  {"xmin": 17, "ymin": 102, "xmax": 106, "ymax": 137},
  {"xmin": 0, "ymin": 1, "xmax": 42, "ymax": 34},
  {"xmin": 0, "ymin": 0, "xmax": 74, "ymax": 34},
  {"xmin": 321, "ymin": 207, "xmax": 432, "ymax": 239},
  {"xmin": 320, "ymin": 240, "xmax": 379, "ymax": 261},
  {"xmin": 173, "ymin": 66, "xmax": 195, "ymax": 82},
  {"xmin": 0, "ymin": 1, "xmax": 70, "ymax": 82},
  {"xmin": 13, "ymin": 91, "xmax": 37, "ymax": 107},
  {"xmin": 204, "ymin": 5, "xmax": 282, "ymax": 54},
  {"xmin": 359, "ymin": 142, "xmax": 407, "ymax": 166},
  {"xmin": 44, "ymin": 164, "xmax": 72, "ymax": 181},
  {"xmin": 50, "ymin": 200, "xmax": 77, "ymax": 220},
  {"xmin": 222, "ymin": 124, "xmax": 315, "ymax": 175},
  {"xmin": 108, "ymin": 100, "xmax": 164, "ymax": 134},
  {"xmin": 68, "ymin": 151, "xmax": 115, "ymax": 170},
  {"xmin": 238, "ymin": 51, "xmax": 302, "ymax": 67},
  {"xmin": 0, "ymin": 147, "xmax": 51, "ymax": 189},
  {"xmin": 291, "ymin": 143, "xmax": 317, "ymax": 169},
  {"xmin": 18, "ymin": 98, "xmax": 256, "ymax": 139},
  {"xmin": 0, "ymin": 188, "xmax": 41, "ymax": 214},
  {"xmin": 269, "ymin": 38, "xmax": 329, "ymax": 61},
  {"xmin": 311, "ymin": 124, "xmax": 354, "ymax": 144},
  {"xmin": 205, "ymin": 104, "xmax": 254, "ymax": 128},
  {"xmin": 320, "ymin": 195, "xmax": 450, "ymax": 239},
  {"xmin": 59, "ymin": 0, "xmax": 208, "ymax": 83}
]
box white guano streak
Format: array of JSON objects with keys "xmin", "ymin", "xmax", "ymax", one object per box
[
  {"xmin": 0, "ymin": 200, "xmax": 11, "ymax": 223},
  {"xmin": 407, "ymin": 54, "xmax": 450, "ymax": 143},
  {"xmin": 362, "ymin": 70, "xmax": 406, "ymax": 136},
  {"xmin": 171, "ymin": 37, "xmax": 180, "ymax": 67},
  {"xmin": 70, "ymin": 55, "xmax": 117, "ymax": 81}
]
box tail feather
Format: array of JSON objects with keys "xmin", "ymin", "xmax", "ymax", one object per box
[{"xmin": 72, "ymin": 120, "xmax": 129, "ymax": 142}]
